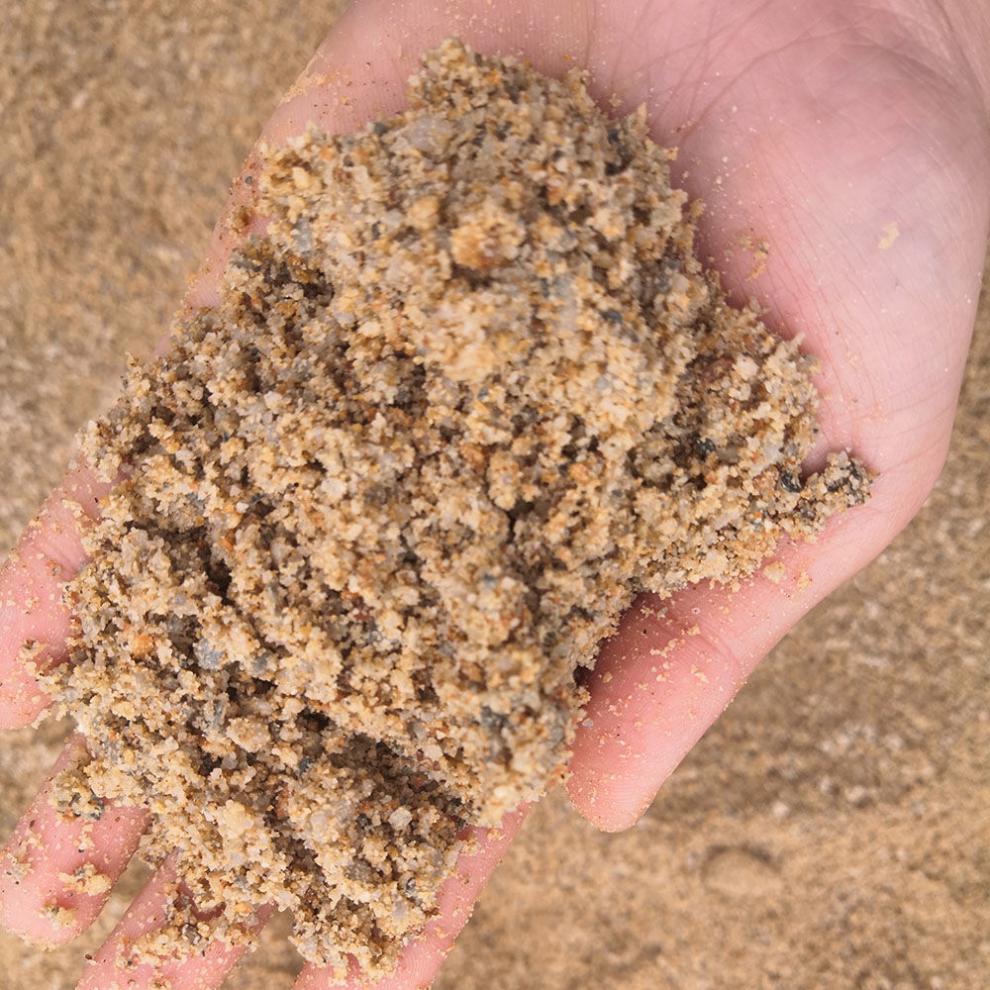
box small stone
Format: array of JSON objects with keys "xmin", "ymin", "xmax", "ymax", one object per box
[{"xmin": 763, "ymin": 561, "xmax": 787, "ymax": 584}]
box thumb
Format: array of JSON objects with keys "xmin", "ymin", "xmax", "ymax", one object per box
[{"xmin": 566, "ymin": 504, "xmax": 887, "ymax": 832}]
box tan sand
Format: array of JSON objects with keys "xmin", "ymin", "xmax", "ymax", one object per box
[
  {"xmin": 0, "ymin": 3, "xmax": 987, "ymax": 989},
  {"xmin": 41, "ymin": 38, "xmax": 863, "ymax": 978}
]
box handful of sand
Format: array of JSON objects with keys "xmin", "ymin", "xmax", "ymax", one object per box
[{"xmin": 43, "ymin": 38, "xmax": 867, "ymax": 978}]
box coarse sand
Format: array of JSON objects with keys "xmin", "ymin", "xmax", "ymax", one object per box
[
  {"xmin": 0, "ymin": 4, "xmax": 988, "ymax": 990},
  {"xmin": 42, "ymin": 38, "xmax": 864, "ymax": 976}
]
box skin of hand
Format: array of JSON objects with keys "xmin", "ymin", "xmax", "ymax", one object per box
[{"xmin": 0, "ymin": 1, "xmax": 988, "ymax": 988}]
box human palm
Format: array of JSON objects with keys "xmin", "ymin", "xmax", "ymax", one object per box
[{"xmin": 1, "ymin": 1, "xmax": 987, "ymax": 988}]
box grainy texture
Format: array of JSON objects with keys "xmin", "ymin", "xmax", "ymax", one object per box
[
  {"xmin": 43, "ymin": 40, "xmax": 863, "ymax": 978},
  {"xmin": 0, "ymin": 5, "xmax": 987, "ymax": 990}
]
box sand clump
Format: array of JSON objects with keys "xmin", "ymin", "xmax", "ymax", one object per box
[{"xmin": 41, "ymin": 39, "xmax": 866, "ymax": 979}]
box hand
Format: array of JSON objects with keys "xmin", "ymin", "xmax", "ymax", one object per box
[{"xmin": 1, "ymin": 1, "xmax": 987, "ymax": 988}]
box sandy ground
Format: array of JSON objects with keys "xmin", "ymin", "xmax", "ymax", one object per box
[{"xmin": 0, "ymin": 3, "xmax": 987, "ymax": 988}]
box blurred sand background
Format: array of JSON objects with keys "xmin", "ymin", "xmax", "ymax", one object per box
[{"xmin": 1, "ymin": 3, "xmax": 988, "ymax": 988}]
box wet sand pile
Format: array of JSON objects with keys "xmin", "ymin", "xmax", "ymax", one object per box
[{"xmin": 38, "ymin": 39, "xmax": 867, "ymax": 977}]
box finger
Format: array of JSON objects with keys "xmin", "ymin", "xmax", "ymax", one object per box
[
  {"xmin": 0, "ymin": 463, "xmax": 108, "ymax": 729},
  {"xmin": 294, "ymin": 809, "xmax": 526, "ymax": 990},
  {"xmin": 0, "ymin": 735, "xmax": 146, "ymax": 945},
  {"xmin": 566, "ymin": 505, "xmax": 888, "ymax": 832},
  {"xmin": 76, "ymin": 855, "xmax": 270, "ymax": 990}
]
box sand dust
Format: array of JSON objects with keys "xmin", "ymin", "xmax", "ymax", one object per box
[{"xmin": 0, "ymin": 4, "xmax": 987, "ymax": 990}]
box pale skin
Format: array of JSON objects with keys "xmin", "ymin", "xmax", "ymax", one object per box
[{"xmin": 1, "ymin": 0, "xmax": 988, "ymax": 987}]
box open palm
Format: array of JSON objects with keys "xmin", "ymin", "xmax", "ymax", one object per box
[{"xmin": 1, "ymin": 1, "xmax": 988, "ymax": 988}]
